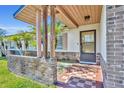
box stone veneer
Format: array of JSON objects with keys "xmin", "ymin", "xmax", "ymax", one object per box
[
  {"xmin": 8, "ymin": 50, "xmax": 80, "ymax": 62},
  {"xmin": 8, "ymin": 50, "xmax": 101, "ymax": 64},
  {"xmin": 7, "ymin": 55, "xmax": 57, "ymax": 85},
  {"xmin": 55, "ymin": 52, "xmax": 80, "ymax": 62},
  {"xmin": 105, "ymin": 5, "xmax": 124, "ymax": 87}
]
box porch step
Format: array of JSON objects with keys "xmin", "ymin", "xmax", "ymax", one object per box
[{"xmin": 80, "ymin": 61, "xmax": 96, "ymax": 65}]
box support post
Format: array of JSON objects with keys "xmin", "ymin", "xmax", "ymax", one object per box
[
  {"xmin": 36, "ymin": 10, "xmax": 42, "ymax": 57},
  {"xmin": 50, "ymin": 6, "xmax": 56, "ymax": 58},
  {"xmin": 43, "ymin": 5, "xmax": 48, "ymax": 58}
]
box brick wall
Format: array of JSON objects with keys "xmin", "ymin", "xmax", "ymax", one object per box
[{"xmin": 106, "ymin": 5, "xmax": 124, "ymax": 87}]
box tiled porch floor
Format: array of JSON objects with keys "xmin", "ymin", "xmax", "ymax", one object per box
[{"xmin": 56, "ymin": 62, "xmax": 103, "ymax": 88}]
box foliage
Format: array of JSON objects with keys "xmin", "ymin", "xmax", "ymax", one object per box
[
  {"xmin": 0, "ymin": 57, "xmax": 56, "ymax": 88},
  {"xmin": 29, "ymin": 40, "xmax": 36, "ymax": 48},
  {"xmin": 55, "ymin": 21, "xmax": 63, "ymax": 48},
  {"xmin": 55, "ymin": 21, "xmax": 62, "ymax": 35},
  {"xmin": 2, "ymin": 20, "xmax": 63, "ymax": 50},
  {"xmin": 19, "ymin": 31, "xmax": 35, "ymax": 49},
  {"xmin": 28, "ymin": 20, "xmax": 63, "ymax": 48},
  {"xmin": 6, "ymin": 30, "xmax": 36, "ymax": 50},
  {"xmin": 8, "ymin": 34, "xmax": 22, "ymax": 49},
  {"xmin": 0, "ymin": 28, "xmax": 6, "ymax": 42}
]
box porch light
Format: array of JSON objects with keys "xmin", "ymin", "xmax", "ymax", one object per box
[{"xmin": 84, "ymin": 15, "xmax": 90, "ymax": 21}]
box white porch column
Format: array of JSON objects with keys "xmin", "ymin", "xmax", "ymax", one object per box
[
  {"xmin": 50, "ymin": 6, "xmax": 56, "ymax": 58},
  {"xmin": 36, "ymin": 10, "xmax": 42, "ymax": 57}
]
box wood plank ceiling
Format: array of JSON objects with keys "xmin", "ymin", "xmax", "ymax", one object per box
[{"xmin": 15, "ymin": 5, "xmax": 102, "ymax": 28}]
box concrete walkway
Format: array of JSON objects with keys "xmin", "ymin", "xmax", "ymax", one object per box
[{"xmin": 56, "ymin": 62, "xmax": 103, "ymax": 88}]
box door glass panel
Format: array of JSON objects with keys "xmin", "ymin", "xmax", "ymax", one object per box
[{"xmin": 81, "ymin": 31, "xmax": 95, "ymax": 53}]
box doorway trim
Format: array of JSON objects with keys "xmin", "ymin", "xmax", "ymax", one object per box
[{"xmin": 80, "ymin": 29, "xmax": 96, "ymax": 64}]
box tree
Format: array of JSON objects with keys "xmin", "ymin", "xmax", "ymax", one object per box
[
  {"xmin": 8, "ymin": 31, "xmax": 35, "ymax": 50},
  {"xmin": 0, "ymin": 28, "xmax": 6, "ymax": 42},
  {"xmin": 28, "ymin": 20, "xmax": 63, "ymax": 49},
  {"xmin": 19, "ymin": 31, "xmax": 35, "ymax": 50},
  {"xmin": 55, "ymin": 21, "xmax": 63, "ymax": 48},
  {"xmin": 9, "ymin": 35, "xmax": 22, "ymax": 49},
  {"xmin": 27, "ymin": 26, "xmax": 37, "ymax": 48}
]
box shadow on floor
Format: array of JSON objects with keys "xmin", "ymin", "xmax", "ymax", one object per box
[{"xmin": 55, "ymin": 76, "xmax": 103, "ymax": 88}]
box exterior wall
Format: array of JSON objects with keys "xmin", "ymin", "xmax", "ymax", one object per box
[
  {"xmin": 58, "ymin": 23, "xmax": 100, "ymax": 63},
  {"xmin": 100, "ymin": 6, "xmax": 107, "ymax": 62},
  {"xmin": 7, "ymin": 55, "xmax": 57, "ymax": 85},
  {"xmin": 62, "ymin": 33, "xmax": 68, "ymax": 50},
  {"xmin": 105, "ymin": 5, "xmax": 124, "ymax": 88},
  {"xmin": 66, "ymin": 23, "xmax": 100, "ymax": 53},
  {"xmin": 99, "ymin": 5, "xmax": 107, "ymax": 87}
]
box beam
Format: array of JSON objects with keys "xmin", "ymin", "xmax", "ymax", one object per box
[
  {"xmin": 50, "ymin": 5, "xmax": 56, "ymax": 58},
  {"xmin": 56, "ymin": 6, "xmax": 78, "ymax": 27},
  {"xmin": 43, "ymin": 5, "xmax": 48, "ymax": 58},
  {"xmin": 36, "ymin": 10, "xmax": 42, "ymax": 57}
]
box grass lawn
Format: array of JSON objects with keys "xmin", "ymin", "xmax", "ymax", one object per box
[{"xmin": 0, "ymin": 57, "xmax": 56, "ymax": 88}]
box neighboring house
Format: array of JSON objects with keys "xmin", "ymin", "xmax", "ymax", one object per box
[{"xmin": 7, "ymin": 5, "xmax": 124, "ymax": 88}]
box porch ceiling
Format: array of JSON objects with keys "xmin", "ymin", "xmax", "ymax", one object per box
[{"xmin": 14, "ymin": 5, "xmax": 102, "ymax": 28}]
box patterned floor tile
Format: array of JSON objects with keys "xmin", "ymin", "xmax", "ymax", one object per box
[
  {"xmin": 77, "ymin": 82, "xmax": 84, "ymax": 87},
  {"xmin": 57, "ymin": 63, "xmax": 103, "ymax": 88}
]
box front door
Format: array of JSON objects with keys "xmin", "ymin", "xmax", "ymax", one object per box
[{"xmin": 80, "ymin": 30, "xmax": 96, "ymax": 63}]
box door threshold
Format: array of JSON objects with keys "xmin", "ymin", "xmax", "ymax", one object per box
[{"xmin": 80, "ymin": 61, "xmax": 96, "ymax": 65}]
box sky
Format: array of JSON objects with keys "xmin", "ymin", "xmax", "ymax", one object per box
[{"xmin": 0, "ymin": 5, "xmax": 31, "ymax": 35}]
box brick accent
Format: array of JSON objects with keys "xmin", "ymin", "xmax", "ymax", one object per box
[
  {"xmin": 106, "ymin": 5, "xmax": 124, "ymax": 87},
  {"xmin": 96, "ymin": 53, "xmax": 101, "ymax": 65}
]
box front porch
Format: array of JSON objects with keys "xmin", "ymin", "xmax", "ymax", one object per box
[
  {"xmin": 57, "ymin": 62, "xmax": 103, "ymax": 88},
  {"xmin": 6, "ymin": 5, "xmax": 105, "ymax": 88}
]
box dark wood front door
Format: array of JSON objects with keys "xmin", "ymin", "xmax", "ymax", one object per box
[{"xmin": 80, "ymin": 30, "xmax": 96, "ymax": 63}]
